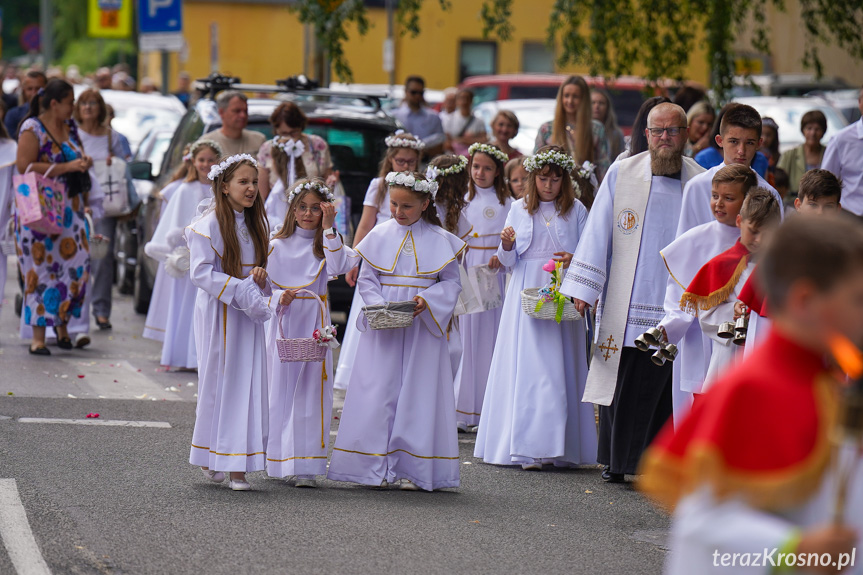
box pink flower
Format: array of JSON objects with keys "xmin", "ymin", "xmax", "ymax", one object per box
[
  {"xmin": 542, "ymin": 259, "xmax": 557, "ymax": 273},
  {"xmin": 313, "ymin": 329, "xmax": 321, "ymax": 340}
]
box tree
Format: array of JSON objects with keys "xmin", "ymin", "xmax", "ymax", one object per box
[{"xmin": 293, "ymin": 0, "xmax": 863, "ymax": 100}]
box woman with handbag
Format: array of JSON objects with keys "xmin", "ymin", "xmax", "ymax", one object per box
[
  {"xmin": 15, "ymin": 79, "xmax": 93, "ymax": 355},
  {"xmin": 75, "ymin": 89, "xmax": 134, "ymax": 334}
]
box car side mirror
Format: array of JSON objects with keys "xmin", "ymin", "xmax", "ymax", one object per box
[{"xmin": 128, "ymin": 161, "xmax": 154, "ymax": 181}]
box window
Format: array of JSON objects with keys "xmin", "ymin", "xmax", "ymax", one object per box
[
  {"xmin": 459, "ymin": 41, "xmax": 497, "ymax": 82},
  {"xmin": 522, "ymin": 42, "xmax": 554, "ymax": 74}
]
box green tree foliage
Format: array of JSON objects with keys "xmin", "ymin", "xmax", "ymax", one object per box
[{"xmin": 276, "ymin": 0, "xmax": 863, "ymax": 99}]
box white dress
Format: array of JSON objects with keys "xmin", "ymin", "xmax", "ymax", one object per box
[
  {"xmin": 264, "ymin": 227, "xmax": 357, "ymax": 478},
  {"xmin": 334, "ymin": 178, "xmax": 390, "ymax": 390},
  {"xmin": 145, "ymin": 181, "xmax": 211, "ymax": 368},
  {"xmin": 143, "ymin": 179, "xmax": 186, "ymax": 342},
  {"xmin": 0, "ymin": 139, "xmax": 17, "ymax": 315},
  {"xmin": 474, "ymin": 199, "xmax": 597, "ymax": 466},
  {"xmin": 327, "ymin": 218, "xmax": 465, "ymax": 491},
  {"xmin": 186, "ymin": 209, "xmax": 270, "ymax": 473},
  {"xmin": 453, "ymin": 185, "xmax": 512, "ymax": 427},
  {"xmin": 436, "ymin": 203, "xmax": 473, "ymax": 378}
]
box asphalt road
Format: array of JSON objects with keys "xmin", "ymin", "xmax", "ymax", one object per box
[{"xmin": 0, "ymin": 260, "xmax": 670, "ymax": 574}]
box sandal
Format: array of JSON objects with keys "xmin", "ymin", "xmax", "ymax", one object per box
[
  {"xmin": 28, "ymin": 346, "xmax": 51, "ymax": 356},
  {"xmin": 56, "ymin": 337, "xmax": 73, "ymax": 350}
]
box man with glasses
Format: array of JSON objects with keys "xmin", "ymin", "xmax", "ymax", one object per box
[
  {"xmin": 560, "ymin": 103, "xmax": 705, "ymax": 484},
  {"xmin": 392, "ymin": 76, "xmax": 445, "ymax": 157}
]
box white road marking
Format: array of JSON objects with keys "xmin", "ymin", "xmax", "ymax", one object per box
[
  {"xmin": 17, "ymin": 418, "xmax": 171, "ymax": 428},
  {"xmin": 0, "ymin": 479, "xmax": 52, "ymax": 575}
]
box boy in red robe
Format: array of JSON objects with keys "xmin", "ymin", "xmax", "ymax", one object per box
[
  {"xmin": 680, "ymin": 189, "xmax": 781, "ymax": 393},
  {"xmin": 639, "ymin": 214, "xmax": 863, "ymax": 574}
]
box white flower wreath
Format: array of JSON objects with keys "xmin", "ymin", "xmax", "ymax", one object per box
[
  {"xmin": 468, "ymin": 142, "xmax": 509, "ymax": 164},
  {"xmin": 385, "ymin": 171, "xmax": 439, "ymax": 199},
  {"xmin": 190, "ymin": 139, "xmax": 224, "ymax": 160},
  {"xmin": 286, "ymin": 180, "xmax": 335, "ymax": 204},
  {"xmin": 207, "ymin": 154, "xmax": 258, "ymax": 181},
  {"xmin": 385, "ymin": 130, "xmax": 425, "ymax": 150},
  {"xmin": 425, "ymin": 155, "xmax": 468, "ymax": 182},
  {"xmin": 523, "ymin": 149, "xmax": 576, "ymax": 174}
]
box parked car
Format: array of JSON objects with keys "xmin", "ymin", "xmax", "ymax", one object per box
[
  {"xmin": 732, "ymin": 96, "xmax": 848, "ymax": 154},
  {"xmin": 809, "ymin": 89, "xmax": 862, "ymax": 124},
  {"xmin": 130, "ymin": 76, "xmax": 400, "ymax": 321},
  {"xmin": 458, "ymin": 74, "xmax": 667, "ymax": 135},
  {"xmin": 473, "ymin": 99, "xmax": 557, "ymax": 155},
  {"xmin": 730, "ymin": 74, "xmax": 850, "ymax": 99},
  {"xmin": 72, "ymin": 87, "xmax": 186, "ymax": 152}
]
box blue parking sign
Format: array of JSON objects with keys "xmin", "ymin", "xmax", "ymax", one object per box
[{"xmin": 138, "ymin": 0, "xmax": 182, "ymax": 34}]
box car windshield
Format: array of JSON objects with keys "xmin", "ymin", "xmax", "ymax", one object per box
[
  {"xmin": 304, "ymin": 122, "xmax": 388, "ymax": 174},
  {"xmin": 112, "ymin": 107, "xmax": 183, "ymax": 151}
]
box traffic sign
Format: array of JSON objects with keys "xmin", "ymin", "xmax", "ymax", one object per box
[
  {"xmin": 138, "ymin": 0, "xmax": 182, "ymax": 34},
  {"xmin": 20, "ymin": 24, "xmax": 40, "ymax": 53},
  {"xmin": 88, "ymin": 0, "xmax": 132, "ymax": 39}
]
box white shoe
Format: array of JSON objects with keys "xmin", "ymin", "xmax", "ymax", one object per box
[
  {"xmin": 400, "ymin": 479, "xmax": 420, "ymax": 491},
  {"xmin": 521, "ymin": 460, "xmax": 543, "ymax": 471},
  {"xmin": 457, "ymin": 421, "xmax": 468, "ymax": 432},
  {"xmin": 467, "ymin": 425, "xmax": 479, "ymax": 433},
  {"xmin": 201, "ymin": 468, "xmax": 225, "ymax": 483},
  {"xmin": 371, "ymin": 479, "xmax": 389, "ymax": 489},
  {"xmin": 295, "ymin": 476, "xmax": 317, "ymax": 488},
  {"xmin": 74, "ymin": 333, "xmax": 91, "ymax": 349},
  {"xmin": 229, "ymin": 479, "xmax": 251, "ymax": 491}
]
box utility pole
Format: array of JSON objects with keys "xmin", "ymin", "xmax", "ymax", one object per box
[
  {"xmin": 385, "ymin": 0, "xmax": 395, "ymax": 88},
  {"xmin": 40, "ymin": 0, "xmax": 53, "ymax": 65}
]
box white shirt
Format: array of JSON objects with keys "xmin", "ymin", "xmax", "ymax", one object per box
[
  {"xmin": 822, "ymin": 118, "xmax": 863, "ymax": 216},
  {"xmin": 677, "ymin": 163, "xmax": 780, "ymax": 237},
  {"xmin": 362, "ymin": 177, "xmax": 391, "ymax": 225}
]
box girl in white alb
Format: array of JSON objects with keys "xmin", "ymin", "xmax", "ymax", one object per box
[
  {"xmin": 334, "ymin": 132, "xmax": 424, "ymax": 390},
  {"xmin": 475, "ymin": 146, "xmax": 597, "ymax": 470},
  {"xmin": 327, "ymin": 170, "xmax": 465, "ymax": 491},
  {"xmin": 144, "ymin": 140, "xmax": 222, "ymax": 369},
  {"xmin": 427, "ymin": 154, "xmax": 473, "ymax": 376},
  {"xmin": 186, "ymin": 154, "xmax": 272, "ymax": 491},
  {"xmin": 453, "ymin": 143, "xmax": 512, "ymax": 431},
  {"xmin": 142, "ymin": 152, "xmax": 195, "ymax": 342},
  {"xmin": 264, "ymin": 179, "xmax": 357, "ymax": 487}
]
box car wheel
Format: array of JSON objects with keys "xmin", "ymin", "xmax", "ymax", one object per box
[{"xmin": 133, "ymin": 242, "xmax": 151, "ymax": 315}]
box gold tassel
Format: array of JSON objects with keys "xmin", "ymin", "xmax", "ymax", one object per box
[{"xmin": 679, "ymin": 257, "xmax": 750, "ymax": 315}]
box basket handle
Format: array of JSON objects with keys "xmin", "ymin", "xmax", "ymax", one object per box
[{"xmin": 276, "ymin": 288, "xmax": 327, "ymax": 340}]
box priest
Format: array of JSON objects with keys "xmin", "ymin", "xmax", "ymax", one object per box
[{"xmin": 560, "ymin": 103, "xmax": 705, "ymax": 483}]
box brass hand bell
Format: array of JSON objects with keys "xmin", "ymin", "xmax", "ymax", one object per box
[
  {"xmin": 733, "ymin": 316, "xmax": 749, "ymax": 346},
  {"xmin": 717, "ymin": 321, "xmax": 736, "ymax": 339}
]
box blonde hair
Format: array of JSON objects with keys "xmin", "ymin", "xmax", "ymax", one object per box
[
  {"xmin": 551, "ymin": 76, "xmax": 594, "ymax": 165},
  {"xmin": 375, "ymin": 133, "xmax": 421, "ymax": 208},
  {"xmin": 272, "ymin": 178, "xmax": 327, "ymax": 260}
]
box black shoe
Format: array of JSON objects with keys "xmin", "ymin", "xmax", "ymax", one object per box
[
  {"xmin": 96, "ymin": 319, "xmax": 112, "ymax": 330},
  {"xmin": 56, "ymin": 337, "xmax": 73, "ymax": 350},
  {"xmin": 29, "ymin": 345, "xmax": 51, "ymax": 356},
  {"xmin": 601, "ymin": 469, "xmax": 626, "ymax": 483}
]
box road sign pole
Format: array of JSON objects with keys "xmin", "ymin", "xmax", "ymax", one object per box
[
  {"xmin": 161, "ymin": 50, "xmax": 169, "ymax": 95},
  {"xmin": 40, "ymin": 0, "xmax": 53, "ymax": 64}
]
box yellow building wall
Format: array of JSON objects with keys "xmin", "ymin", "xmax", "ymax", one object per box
[{"xmin": 141, "ymin": 0, "xmax": 858, "ymax": 93}]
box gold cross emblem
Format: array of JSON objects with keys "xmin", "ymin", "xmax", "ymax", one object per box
[{"xmin": 598, "ymin": 335, "xmax": 619, "ymax": 361}]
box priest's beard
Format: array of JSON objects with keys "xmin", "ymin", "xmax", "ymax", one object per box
[{"xmin": 649, "ymin": 146, "xmax": 684, "ymax": 175}]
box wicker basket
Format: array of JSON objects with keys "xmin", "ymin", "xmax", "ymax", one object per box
[
  {"xmin": 362, "ymin": 300, "xmax": 416, "ymax": 330},
  {"xmin": 85, "ymin": 213, "xmax": 111, "ymax": 260},
  {"xmin": 0, "ymin": 221, "xmax": 15, "ymax": 256},
  {"xmin": 520, "ymin": 288, "xmax": 580, "ymax": 322},
  {"xmin": 276, "ymin": 289, "xmax": 329, "ymax": 363}
]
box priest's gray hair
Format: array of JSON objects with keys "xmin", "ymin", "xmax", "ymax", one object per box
[{"xmin": 646, "ymin": 103, "xmax": 687, "ymax": 128}]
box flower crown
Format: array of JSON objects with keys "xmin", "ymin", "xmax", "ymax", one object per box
[
  {"xmin": 286, "ymin": 180, "xmax": 335, "ymax": 204},
  {"xmin": 524, "ymin": 149, "xmax": 576, "ymax": 174},
  {"xmin": 190, "ymin": 139, "xmax": 224, "ymax": 160},
  {"xmin": 425, "ymin": 155, "xmax": 468, "ymax": 182},
  {"xmin": 207, "ymin": 154, "xmax": 258, "ymax": 181},
  {"xmin": 385, "ymin": 130, "xmax": 425, "ymax": 150},
  {"xmin": 468, "ymin": 142, "xmax": 509, "ymax": 164},
  {"xmin": 385, "ymin": 171, "xmax": 439, "ymax": 199}
]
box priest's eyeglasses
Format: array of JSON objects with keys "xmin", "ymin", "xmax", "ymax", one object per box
[{"xmin": 647, "ymin": 127, "xmax": 687, "ymax": 137}]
